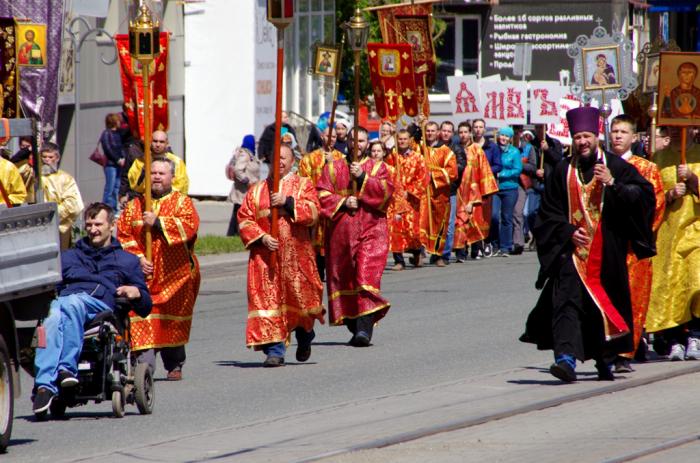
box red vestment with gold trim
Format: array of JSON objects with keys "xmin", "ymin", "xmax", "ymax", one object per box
[
  {"xmin": 117, "ymin": 191, "xmax": 201, "ymax": 350},
  {"xmin": 237, "ymin": 174, "xmax": 325, "ymax": 348},
  {"xmin": 419, "ymin": 144, "xmax": 457, "ymax": 255},
  {"xmin": 317, "ymin": 157, "xmax": 394, "ymax": 325},
  {"xmin": 454, "ymin": 144, "xmax": 499, "ymax": 249},
  {"xmin": 298, "ymin": 148, "xmax": 345, "ymax": 253},
  {"xmin": 623, "ymin": 155, "xmax": 665, "ymax": 358},
  {"xmin": 385, "ymin": 149, "xmax": 428, "ymax": 253}
]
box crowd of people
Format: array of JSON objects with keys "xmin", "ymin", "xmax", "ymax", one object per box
[
  {"xmin": 229, "ymin": 107, "xmax": 700, "ymax": 383},
  {"xmin": 1, "ymin": 100, "xmax": 699, "ymax": 417}
]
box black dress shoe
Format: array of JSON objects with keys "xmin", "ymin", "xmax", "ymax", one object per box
[
  {"xmin": 596, "ymin": 361, "xmax": 615, "ymax": 381},
  {"xmin": 509, "ymin": 245, "xmax": 524, "ymax": 255},
  {"xmin": 352, "ymin": 332, "xmax": 371, "ymax": 347},
  {"xmin": 263, "ymin": 356, "xmax": 285, "ymax": 367},
  {"xmin": 296, "ymin": 345, "xmax": 311, "ymax": 362},
  {"xmin": 549, "ymin": 362, "xmax": 576, "ymax": 383}
]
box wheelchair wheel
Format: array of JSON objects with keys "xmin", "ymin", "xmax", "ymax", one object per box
[
  {"xmin": 134, "ymin": 363, "xmax": 154, "ymax": 415},
  {"xmin": 49, "ymin": 397, "xmax": 67, "ymax": 419},
  {"xmin": 111, "ymin": 390, "xmax": 125, "ymax": 418}
]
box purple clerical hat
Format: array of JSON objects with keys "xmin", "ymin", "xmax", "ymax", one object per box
[{"xmin": 566, "ymin": 106, "xmax": 600, "ymax": 136}]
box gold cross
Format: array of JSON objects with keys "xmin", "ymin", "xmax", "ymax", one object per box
[
  {"xmin": 403, "ymin": 88, "xmax": 414, "ymax": 100},
  {"xmin": 385, "ymin": 89, "xmax": 397, "ymax": 110},
  {"xmin": 155, "ymin": 94, "xmax": 168, "ymax": 109}
]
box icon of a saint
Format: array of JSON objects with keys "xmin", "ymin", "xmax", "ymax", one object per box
[{"xmin": 18, "ymin": 29, "xmax": 43, "ymax": 66}]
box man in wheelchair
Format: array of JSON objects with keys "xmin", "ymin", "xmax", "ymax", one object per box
[{"xmin": 32, "ymin": 202, "xmax": 152, "ymax": 415}]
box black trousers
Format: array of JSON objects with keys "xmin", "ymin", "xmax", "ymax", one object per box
[
  {"xmin": 226, "ymin": 204, "xmax": 241, "ymax": 236},
  {"xmin": 552, "ymin": 260, "xmax": 605, "ymax": 361},
  {"xmin": 344, "ymin": 315, "xmax": 374, "ymax": 339}
]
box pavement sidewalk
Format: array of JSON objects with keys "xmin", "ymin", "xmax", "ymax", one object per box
[{"xmin": 76, "ymin": 360, "xmax": 700, "ymax": 463}]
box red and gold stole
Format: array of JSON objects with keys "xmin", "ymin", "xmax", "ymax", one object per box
[{"xmin": 567, "ymin": 151, "xmax": 629, "ymax": 340}]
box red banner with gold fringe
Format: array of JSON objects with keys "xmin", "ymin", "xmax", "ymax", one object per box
[
  {"xmin": 374, "ymin": 2, "xmax": 436, "ymax": 116},
  {"xmin": 367, "ymin": 43, "xmax": 418, "ymax": 122},
  {"xmin": 115, "ymin": 32, "xmax": 169, "ymax": 139}
]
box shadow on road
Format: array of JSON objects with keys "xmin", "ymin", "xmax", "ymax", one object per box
[{"xmin": 213, "ymin": 360, "xmax": 319, "ymax": 368}]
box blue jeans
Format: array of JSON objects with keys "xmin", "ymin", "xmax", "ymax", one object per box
[
  {"xmin": 261, "ymin": 328, "xmax": 316, "ymax": 358},
  {"xmin": 442, "ymin": 194, "xmax": 457, "ymax": 260},
  {"xmin": 34, "ymin": 293, "xmax": 112, "ymax": 394},
  {"xmin": 497, "ymin": 188, "xmax": 518, "ymax": 252},
  {"xmin": 526, "ymin": 189, "xmax": 542, "ymax": 235},
  {"xmin": 489, "ymin": 193, "xmax": 502, "ymax": 248},
  {"xmin": 102, "ymin": 165, "xmax": 121, "ymax": 209}
]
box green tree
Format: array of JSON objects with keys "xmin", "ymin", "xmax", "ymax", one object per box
[{"xmin": 335, "ymin": 0, "xmax": 403, "ymax": 109}]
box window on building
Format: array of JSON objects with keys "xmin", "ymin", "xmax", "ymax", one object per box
[{"xmin": 432, "ymin": 15, "xmax": 480, "ymax": 95}]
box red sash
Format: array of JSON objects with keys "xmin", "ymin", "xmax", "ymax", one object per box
[{"xmin": 566, "ymin": 153, "xmax": 629, "ymax": 340}]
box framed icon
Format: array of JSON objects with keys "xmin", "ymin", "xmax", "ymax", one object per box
[
  {"xmin": 582, "ymin": 45, "xmax": 622, "ymax": 91},
  {"xmin": 658, "ymin": 51, "xmax": 700, "ymax": 126},
  {"xmin": 642, "ymin": 53, "xmax": 660, "ymax": 94},
  {"xmin": 312, "ymin": 45, "xmax": 339, "ymax": 78},
  {"xmin": 16, "ymin": 23, "xmax": 47, "ymax": 68}
]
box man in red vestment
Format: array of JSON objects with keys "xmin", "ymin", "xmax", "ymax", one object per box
[
  {"xmin": 317, "ymin": 127, "xmax": 395, "ymax": 346},
  {"xmin": 609, "ymin": 115, "xmax": 665, "ymax": 372},
  {"xmin": 420, "ymin": 121, "xmax": 458, "ymax": 267},
  {"xmin": 453, "ymin": 122, "xmax": 499, "ymax": 254},
  {"xmin": 385, "ymin": 129, "xmax": 428, "ymax": 270},
  {"xmin": 238, "ymin": 144, "xmax": 325, "ymax": 367},
  {"xmin": 118, "ymin": 158, "xmax": 200, "ymax": 381}
]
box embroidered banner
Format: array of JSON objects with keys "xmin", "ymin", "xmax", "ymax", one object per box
[
  {"xmin": 0, "ymin": 18, "xmax": 18, "ymax": 118},
  {"xmin": 367, "ymin": 43, "xmax": 418, "ymax": 121},
  {"xmin": 447, "ymin": 75, "xmax": 481, "ymax": 118},
  {"xmin": 115, "ymin": 32, "xmax": 169, "ymax": 139},
  {"xmin": 0, "ymin": 1, "xmax": 65, "ymax": 132},
  {"xmin": 375, "ymin": 2, "xmax": 436, "ymax": 116}
]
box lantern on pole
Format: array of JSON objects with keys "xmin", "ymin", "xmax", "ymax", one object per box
[
  {"xmin": 129, "ymin": 2, "xmax": 161, "ymax": 261},
  {"xmin": 344, "ymin": 7, "xmax": 369, "ymax": 192},
  {"xmin": 266, "ymin": 0, "xmax": 294, "ymax": 248}
]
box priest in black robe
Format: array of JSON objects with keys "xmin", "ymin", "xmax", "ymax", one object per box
[{"xmin": 520, "ymin": 106, "xmax": 656, "ymax": 383}]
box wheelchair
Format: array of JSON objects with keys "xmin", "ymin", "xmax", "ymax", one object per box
[{"xmin": 37, "ymin": 298, "xmax": 155, "ymax": 420}]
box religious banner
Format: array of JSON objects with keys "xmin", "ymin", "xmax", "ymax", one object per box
[
  {"xmin": 0, "ymin": 1, "xmax": 65, "ymax": 131},
  {"xmin": 529, "ymin": 81, "xmax": 567, "ymax": 125},
  {"xmin": 115, "ymin": 32, "xmax": 169, "ymax": 139},
  {"xmin": 657, "ymin": 51, "xmax": 700, "ymax": 126},
  {"xmin": 367, "ymin": 43, "xmax": 418, "ymax": 121},
  {"xmin": 0, "ymin": 18, "xmax": 19, "ymax": 118},
  {"xmin": 480, "ymin": 81, "xmax": 527, "ymax": 127},
  {"xmin": 447, "ymin": 75, "xmax": 481, "ymax": 118},
  {"xmin": 371, "ymin": 1, "xmax": 436, "ymax": 116}
]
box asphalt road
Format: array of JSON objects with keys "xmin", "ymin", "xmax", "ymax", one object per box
[{"xmin": 9, "ymin": 252, "xmax": 547, "ymax": 462}]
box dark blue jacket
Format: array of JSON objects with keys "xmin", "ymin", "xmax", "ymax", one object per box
[
  {"xmin": 100, "ymin": 129, "xmax": 124, "ymax": 167},
  {"xmin": 481, "ymin": 138, "xmax": 502, "ymax": 175},
  {"xmin": 57, "ymin": 238, "xmax": 152, "ymax": 317}
]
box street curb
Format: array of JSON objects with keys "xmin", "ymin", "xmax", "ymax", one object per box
[{"xmin": 297, "ymin": 362, "xmax": 700, "ymax": 463}]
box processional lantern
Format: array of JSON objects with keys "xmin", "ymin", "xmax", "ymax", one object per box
[
  {"xmin": 267, "ymin": 0, "xmax": 294, "ymax": 27},
  {"xmin": 345, "ymin": 7, "xmax": 370, "ymax": 53},
  {"xmin": 344, "ymin": 7, "xmax": 369, "ymax": 179},
  {"xmin": 129, "ymin": 2, "xmax": 161, "ymax": 261}
]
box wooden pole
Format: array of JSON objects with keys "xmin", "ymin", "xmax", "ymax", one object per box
[
  {"xmin": 270, "ymin": 27, "xmax": 285, "ymax": 245},
  {"xmin": 142, "ymin": 60, "xmax": 153, "ymax": 261},
  {"xmin": 352, "ymin": 48, "xmax": 361, "ymax": 195},
  {"xmin": 648, "ymin": 91, "xmax": 658, "ymax": 160},
  {"xmin": 681, "ymin": 126, "xmax": 687, "ymax": 166}
]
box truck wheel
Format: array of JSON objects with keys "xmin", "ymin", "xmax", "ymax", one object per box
[
  {"xmin": 0, "ymin": 335, "xmax": 14, "ymax": 453},
  {"xmin": 134, "ymin": 363, "xmax": 154, "ymax": 415}
]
